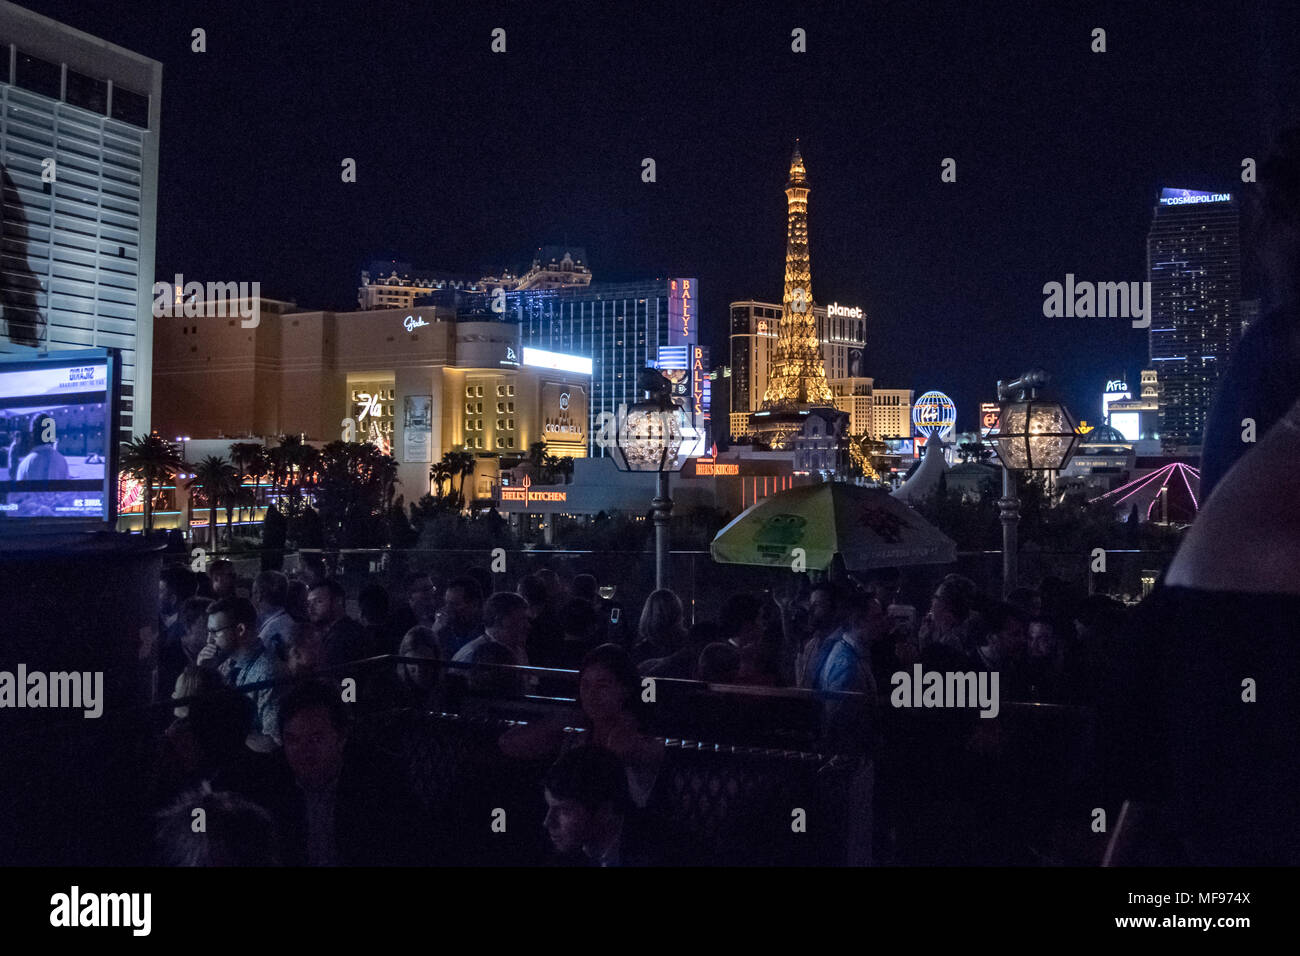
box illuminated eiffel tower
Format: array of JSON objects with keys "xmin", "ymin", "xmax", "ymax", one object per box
[{"xmin": 751, "ymin": 142, "xmax": 841, "ymax": 451}]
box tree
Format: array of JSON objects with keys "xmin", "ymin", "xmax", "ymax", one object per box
[
  {"xmin": 313, "ymin": 440, "xmax": 399, "ymax": 548},
  {"xmin": 266, "ymin": 435, "xmax": 320, "ymax": 520},
  {"xmin": 192, "ymin": 455, "xmax": 239, "ymax": 549},
  {"xmin": 119, "ymin": 434, "xmax": 181, "ymax": 535},
  {"xmin": 228, "ymin": 441, "xmax": 262, "ymax": 527}
]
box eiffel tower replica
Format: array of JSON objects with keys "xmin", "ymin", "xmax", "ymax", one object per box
[{"xmin": 750, "ymin": 143, "xmax": 848, "ymax": 458}]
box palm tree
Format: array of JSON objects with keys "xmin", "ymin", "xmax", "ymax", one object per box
[
  {"xmin": 429, "ymin": 455, "xmax": 454, "ymax": 502},
  {"xmin": 193, "ymin": 455, "xmax": 238, "ymax": 548},
  {"xmin": 228, "ymin": 441, "xmax": 261, "ymax": 528},
  {"xmin": 452, "ymin": 449, "xmax": 477, "ymax": 508},
  {"xmin": 119, "ymin": 434, "xmax": 181, "ymax": 535}
]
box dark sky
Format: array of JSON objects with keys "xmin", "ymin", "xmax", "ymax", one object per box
[{"xmin": 24, "ymin": 0, "xmax": 1300, "ymax": 429}]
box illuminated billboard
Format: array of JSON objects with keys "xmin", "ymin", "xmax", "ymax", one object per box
[
  {"xmin": 980, "ymin": 402, "xmax": 1000, "ymax": 437},
  {"xmin": 522, "ymin": 347, "xmax": 592, "ymax": 376},
  {"xmin": 0, "ymin": 348, "xmax": 118, "ymax": 528},
  {"xmin": 1110, "ymin": 411, "xmax": 1141, "ymax": 442},
  {"xmin": 1158, "ymin": 188, "xmax": 1232, "ymax": 206},
  {"xmin": 668, "ymin": 278, "xmax": 697, "ymax": 347}
]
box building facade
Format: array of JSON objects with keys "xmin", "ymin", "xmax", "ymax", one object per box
[
  {"xmin": 357, "ymin": 246, "xmax": 592, "ymax": 311},
  {"xmin": 152, "ymin": 302, "xmax": 590, "ymax": 501},
  {"xmin": 0, "ymin": 1, "xmax": 162, "ymax": 442},
  {"xmin": 444, "ymin": 277, "xmax": 704, "ymax": 456},
  {"xmin": 871, "ymin": 388, "xmax": 913, "ymax": 440},
  {"xmin": 1146, "ymin": 188, "xmax": 1241, "ymax": 450}
]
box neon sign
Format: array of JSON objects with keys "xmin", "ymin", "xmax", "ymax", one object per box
[
  {"xmin": 692, "ymin": 346, "xmax": 705, "ymax": 416},
  {"xmin": 669, "ymin": 278, "xmax": 697, "ymax": 347},
  {"xmin": 1158, "ymin": 188, "xmax": 1231, "ymax": 206},
  {"xmin": 500, "ymin": 474, "xmax": 567, "ymax": 506},
  {"xmin": 826, "ymin": 303, "xmax": 863, "ymax": 319}
]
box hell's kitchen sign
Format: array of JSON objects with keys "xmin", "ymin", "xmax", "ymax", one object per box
[{"xmin": 499, "ymin": 474, "xmax": 567, "ymax": 507}]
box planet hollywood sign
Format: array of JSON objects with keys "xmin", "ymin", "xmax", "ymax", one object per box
[{"xmin": 826, "ymin": 303, "xmax": 863, "ymax": 319}]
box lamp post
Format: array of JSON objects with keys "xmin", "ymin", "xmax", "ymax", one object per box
[
  {"xmin": 993, "ymin": 369, "xmax": 1080, "ymax": 598},
  {"xmin": 610, "ymin": 369, "xmax": 689, "ymax": 591}
]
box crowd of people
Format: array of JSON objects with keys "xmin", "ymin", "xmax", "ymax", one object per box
[{"xmin": 147, "ymin": 553, "xmax": 1143, "ymax": 867}]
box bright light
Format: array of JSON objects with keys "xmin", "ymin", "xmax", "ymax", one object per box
[{"xmin": 521, "ymin": 347, "xmax": 592, "ymax": 375}]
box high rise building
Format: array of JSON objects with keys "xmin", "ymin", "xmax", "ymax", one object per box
[
  {"xmin": 729, "ymin": 297, "xmax": 866, "ymax": 420},
  {"xmin": 0, "ymin": 1, "xmax": 162, "ymax": 442},
  {"xmin": 750, "ymin": 144, "xmax": 846, "ymax": 464},
  {"xmin": 1146, "ymin": 188, "xmax": 1242, "ymax": 450},
  {"xmin": 358, "ymin": 246, "xmax": 592, "ymax": 311},
  {"xmin": 445, "ymin": 277, "xmax": 702, "ymax": 455}
]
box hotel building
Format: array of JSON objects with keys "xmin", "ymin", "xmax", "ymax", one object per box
[
  {"xmin": 0, "ymin": 0, "xmax": 162, "ymax": 441},
  {"xmin": 152, "ymin": 300, "xmax": 590, "ymax": 502},
  {"xmin": 1146, "ymin": 188, "xmax": 1242, "ymax": 450}
]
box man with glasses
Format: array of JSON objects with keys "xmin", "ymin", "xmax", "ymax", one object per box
[{"xmin": 198, "ymin": 597, "xmax": 287, "ymax": 747}]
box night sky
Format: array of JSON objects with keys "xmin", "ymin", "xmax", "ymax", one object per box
[{"xmin": 23, "ymin": 0, "xmax": 1299, "ymax": 430}]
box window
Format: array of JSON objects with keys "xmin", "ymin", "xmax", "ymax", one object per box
[
  {"xmin": 497, "ymin": 402, "xmax": 505, "ymax": 413},
  {"xmin": 507, "ymin": 402, "xmax": 515, "ymax": 412},
  {"xmin": 65, "ymin": 70, "xmax": 108, "ymax": 115},
  {"xmin": 507, "ymin": 385, "xmax": 515, "ymax": 396},
  {"xmin": 110, "ymin": 85, "xmax": 150, "ymax": 129},
  {"xmin": 508, "ymin": 419, "xmax": 515, "ymax": 429},
  {"xmin": 15, "ymin": 52, "xmax": 59, "ymax": 97},
  {"xmin": 476, "ymin": 386, "xmax": 484, "ymax": 397},
  {"xmin": 466, "ymin": 386, "xmax": 474, "ymax": 397}
]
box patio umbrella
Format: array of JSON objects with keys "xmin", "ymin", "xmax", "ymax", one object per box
[{"xmin": 710, "ymin": 482, "xmax": 957, "ymax": 571}]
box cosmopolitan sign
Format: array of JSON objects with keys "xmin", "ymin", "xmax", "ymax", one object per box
[
  {"xmin": 1158, "ymin": 188, "xmax": 1231, "ymax": 206},
  {"xmin": 826, "ymin": 303, "xmax": 863, "ymax": 319}
]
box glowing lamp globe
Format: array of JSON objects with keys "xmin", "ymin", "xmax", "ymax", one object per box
[{"xmin": 994, "ymin": 399, "xmax": 1080, "ymax": 471}]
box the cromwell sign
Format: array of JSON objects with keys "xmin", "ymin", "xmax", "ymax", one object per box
[{"xmin": 543, "ymin": 382, "xmax": 587, "ymax": 443}]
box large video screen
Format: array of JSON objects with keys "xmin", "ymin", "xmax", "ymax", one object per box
[{"xmin": 0, "ymin": 350, "xmax": 115, "ymax": 524}]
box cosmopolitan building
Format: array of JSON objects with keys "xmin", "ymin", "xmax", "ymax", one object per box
[
  {"xmin": 1146, "ymin": 188, "xmax": 1242, "ymax": 450},
  {"xmin": 0, "ymin": 0, "xmax": 162, "ymax": 441},
  {"xmin": 152, "ymin": 301, "xmax": 591, "ymax": 501}
]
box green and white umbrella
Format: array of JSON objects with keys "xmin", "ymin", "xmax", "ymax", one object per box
[{"xmin": 710, "ymin": 482, "xmax": 957, "ymax": 571}]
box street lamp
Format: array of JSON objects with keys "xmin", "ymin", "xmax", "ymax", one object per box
[
  {"xmin": 993, "ymin": 369, "xmax": 1079, "ymax": 597},
  {"xmin": 609, "ymin": 368, "xmax": 688, "ymax": 591}
]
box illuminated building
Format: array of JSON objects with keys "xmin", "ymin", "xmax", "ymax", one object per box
[
  {"xmin": 445, "ymin": 277, "xmax": 702, "ymax": 456},
  {"xmin": 749, "ymin": 143, "xmax": 847, "ymax": 459},
  {"xmin": 152, "ymin": 301, "xmax": 590, "ymax": 502},
  {"xmin": 357, "ymin": 247, "xmax": 591, "ymax": 311},
  {"xmin": 0, "ymin": 2, "xmax": 162, "ymax": 442},
  {"xmin": 1147, "ymin": 188, "xmax": 1242, "ymax": 450},
  {"xmin": 729, "ymin": 297, "xmax": 867, "ymax": 423},
  {"xmin": 1106, "ymin": 368, "xmax": 1160, "ymax": 448},
  {"xmin": 871, "ymin": 389, "xmax": 913, "ymax": 441}
]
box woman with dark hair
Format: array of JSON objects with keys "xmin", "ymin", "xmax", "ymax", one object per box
[{"xmin": 499, "ymin": 643, "xmax": 663, "ymax": 808}]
